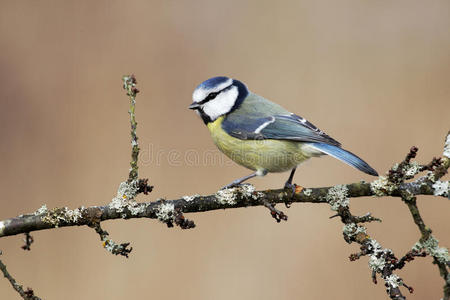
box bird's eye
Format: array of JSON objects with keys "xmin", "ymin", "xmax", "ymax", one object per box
[
  {"xmin": 200, "ymin": 91, "xmax": 220, "ymax": 104},
  {"xmin": 207, "ymin": 92, "xmax": 219, "ymax": 100}
]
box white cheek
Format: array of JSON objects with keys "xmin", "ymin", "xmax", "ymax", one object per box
[{"xmin": 202, "ymin": 86, "xmax": 238, "ymax": 121}]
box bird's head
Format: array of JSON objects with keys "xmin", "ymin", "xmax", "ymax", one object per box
[{"xmin": 189, "ymin": 76, "xmax": 248, "ymax": 124}]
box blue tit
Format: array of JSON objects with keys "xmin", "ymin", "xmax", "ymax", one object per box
[{"xmin": 189, "ymin": 76, "xmax": 378, "ymax": 190}]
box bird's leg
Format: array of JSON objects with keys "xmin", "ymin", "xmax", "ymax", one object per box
[
  {"xmin": 221, "ymin": 172, "xmax": 258, "ymax": 190},
  {"xmin": 284, "ymin": 167, "xmax": 297, "ymax": 190},
  {"xmin": 284, "ymin": 167, "xmax": 297, "ymax": 207}
]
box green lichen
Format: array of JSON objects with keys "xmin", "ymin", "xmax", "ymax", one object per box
[
  {"xmin": 413, "ymin": 236, "xmax": 449, "ymax": 264},
  {"xmin": 108, "ymin": 180, "xmax": 143, "ymax": 218},
  {"xmin": 343, "ymin": 223, "xmax": 366, "ymax": 239},
  {"xmin": 40, "ymin": 207, "xmax": 84, "ymax": 228}
]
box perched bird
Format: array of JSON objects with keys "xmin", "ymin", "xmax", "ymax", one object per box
[{"xmin": 189, "ymin": 76, "xmax": 378, "ymax": 190}]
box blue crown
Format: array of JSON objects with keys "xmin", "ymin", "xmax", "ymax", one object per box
[{"xmin": 197, "ymin": 76, "xmax": 230, "ymax": 90}]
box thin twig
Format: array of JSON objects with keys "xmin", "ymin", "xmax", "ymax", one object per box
[
  {"xmin": 263, "ymin": 200, "xmax": 288, "ymax": 223},
  {"xmin": 0, "ymin": 252, "xmax": 41, "ymax": 300},
  {"xmin": 123, "ymin": 74, "xmax": 140, "ymax": 183},
  {"xmin": 21, "ymin": 233, "xmax": 34, "ymax": 251},
  {"xmin": 394, "ymin": 133, "xmax": 450, "ymax": 300},
  {"xmin": 90, "ymin": 222, "xmax": 132, "ymax": 258},
  {"xmin": 84, "ymin": 75, "xmax": 151, "ymax": 258}
]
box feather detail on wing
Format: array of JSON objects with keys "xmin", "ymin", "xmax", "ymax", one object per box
[
  {"xmin": 308, "ymin": 143, "xmax": 378, "ymax": 176},
  {"xmin": 222, "ymin": 113, "xmax": 341, "ymax": 146}
]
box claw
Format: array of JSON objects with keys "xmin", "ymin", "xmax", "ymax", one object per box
[
  {"xmin": 283, "ymin": 182, "xmax": 298, "ymax": 207},
  {"xmin": 284, "ymin": 182, "xmax": 297, "ymax": 194}
]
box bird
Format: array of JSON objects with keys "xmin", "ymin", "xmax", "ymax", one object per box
[{"xmin": 188, "ymin": 76, "xmax": 378, "ymax": 190}]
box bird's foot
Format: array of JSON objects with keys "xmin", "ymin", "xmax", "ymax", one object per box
[
  {"xmin": 221, "ymin": 181, "xmax": 243, "ymax": 190},
  {"xmin": 283, "ymin": 182, "xmax": 303, "ymax": 207},
  {"xmin": 221, "ymin": 172, "xmax": 258, "ymax": 190},
  {"xmin": 284, "ymin": 182, "xmax": 297, "ymax": 194}
]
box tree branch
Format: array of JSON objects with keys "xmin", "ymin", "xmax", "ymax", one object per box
[
  {"xmin": 0, "ymin": 160, "xmax": 448, "ymax": 237},
  {"xmin": 0, "ymin": 168, "xmax": 447, "ymax": 240},
  {"xmin": 0, "ymin": 75, "xmax": 448, "ymax": 299}
]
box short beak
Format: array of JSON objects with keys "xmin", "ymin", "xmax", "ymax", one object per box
[{"xmin": 188, "ymin": 102, "xmax": 200, "ymax": 110}]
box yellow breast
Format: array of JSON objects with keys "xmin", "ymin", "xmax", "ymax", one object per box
[{"xmin": 207, "ymin": 116, "xmax": 312, "ymax": 173}]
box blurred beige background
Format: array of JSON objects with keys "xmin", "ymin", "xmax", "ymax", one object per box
[{"xmin": 0, "ymin": 1, "xmax": 449, "ymax": 299}]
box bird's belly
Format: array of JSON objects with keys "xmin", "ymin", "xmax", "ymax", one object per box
[{"xmin": 207, "ymin": 119, "xmax": 312, "ymax": 173}]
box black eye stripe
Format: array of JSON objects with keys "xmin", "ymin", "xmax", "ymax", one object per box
[
  {"xmin": 204, "ymin": 91, "xmax": 219, "ymax": 102},
  {"xmin": 198, "ymin": 85, "xmax": 233, "ymax": 105},
  {"xmin": 197, "ymin": 91, "xmax": 219, "ymax": 105}
]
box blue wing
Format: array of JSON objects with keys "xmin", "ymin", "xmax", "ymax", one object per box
[
  {"xmin": 222, "ymin": 113, "xmax": 341, "ymax": 146},
  {"xmin": 222, "ymin": 113, "xmax": 378, "ymax": 176}
]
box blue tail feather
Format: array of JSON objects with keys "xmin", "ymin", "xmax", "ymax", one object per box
[{"xmin": 310, "ymin": 143, "xmax": 378, "ymax": 176}]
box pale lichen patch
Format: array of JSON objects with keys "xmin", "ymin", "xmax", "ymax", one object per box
[
  {"xmin": 117, "ymin": 180, "xmax": 139, "ymax": 201},
  {"xmin": 40, "ymin": 207, "xmax": 85, "ymax": 228},
  {"xmin": 156, "ymin": 202, "xmax": 175, "ymax": 222},
  {"xmin": 109, "ymin": 196, "xmax": 128, "ymax": 214},
  {"xmin": 385, "ymin": 274, "xmax": 402, "ymax": 290},
  {"xmin": 215, "ymin": 188, "xmax": 238, "ymax": 205},
  {"xmin": 370, "ymin": 176, "xmax": 396, "ymax": 197},
  {"xmin": 239, "ymin": 184, "xmax": 255, "ymax": 198},
  {"xmin": 413, "ymin": 236, "xmax": 449, "ymax": 264},
  {"xmin": 426, "ymin": 171, "xmax": 436, "ymax": 182},
  {"xmin": 326, "ymin": 185, "xmax": 349, "ymax": 211},
  {"xmin": 253, "ymin": 191, "xmax": 265, "ymax": 200},
  {"xmin": 103, "ymin": 239, "xmax": 115, "ymax": 252},
  {"xmin": 403, "ymin": 161, "xmax": 420, "ymax": 177},
  {"xmin": 237, "ymin": 184, "xmax": 264, "ymax": 200},
  {"xmin": 65, "ymin": 207, "xmax": 84, "ymax": 222},
  {"xmin": 0, "ymin": 221, "xmax": 5, "ymax": 235},
  {"xmin": 34, "ymin": 204, "xmax": 48, "ymax": 215},
  {"xmin": 443, "ymin": 134, "xmax": 450, "ymax": 158},
  {"xmin": 432, "ymin": 180, "xmax": 449, "ymax": 197},
  {"xmin": 368, "ymin": 239, "xmax": 387, "ymax": 272},
  {"xmin": 108, "ymin": 180, "xmax": 142, "ymax": 218},
  {"xmin": 182, "ymin": 194, "xmax": 199, "ymax": 202},
  {"xmin": 343, "ymin": 223, "xmax": 366, "ymax": 239},
  {"xmin": 128, "ymin": 203, "xmax": 146, "ymax": 215},
  {"xmin": 303, "ymin": 188, "xmax": 312, "ymax": 196}
]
